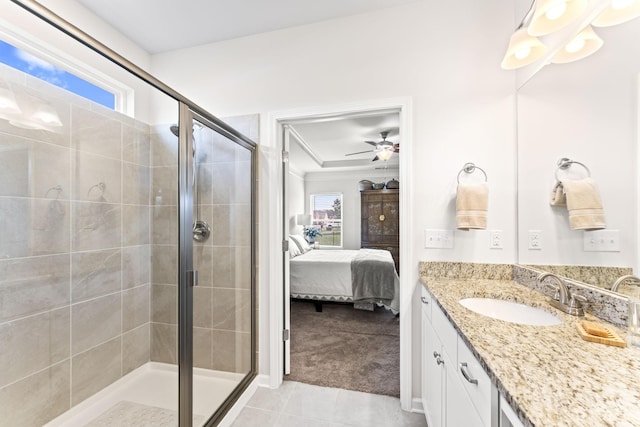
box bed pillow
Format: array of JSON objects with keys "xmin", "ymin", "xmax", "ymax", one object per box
[
  {"xmin": 290, "ymin": 234, "xmax": 311, "ymax": 253},
  {"xmin": 288, "ymin": 237, "xmax": 302, "ymax": 258}
]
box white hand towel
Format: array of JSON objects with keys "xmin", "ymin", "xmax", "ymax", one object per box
[
  {"xmin": 553, "ymin": 178, "xmax": 606, "ymax": 230},
  {"xmin": 456, "ymin": 182, "xmax": 488, "ymax": 230}
]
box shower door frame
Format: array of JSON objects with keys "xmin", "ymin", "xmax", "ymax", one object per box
[{"xmin": 10, "ymin": 1, "xmax": 259, "ymax": 426}]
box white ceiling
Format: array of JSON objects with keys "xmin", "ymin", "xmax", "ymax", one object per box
[
  {"xmin": 77, "ymin": 0, "xmax": 407, "ymax": 173},
  {"xmin": 78, "ymin": 0, "xmax": 420, "ymax": 54},
  {"xmin": 287, "ymin": 111, "xmax": 400, "ymax": 174}
]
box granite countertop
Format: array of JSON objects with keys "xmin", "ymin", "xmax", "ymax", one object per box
[{"xmin": 420, "ymin": 276, "xmax": 640, "ymax": 427}]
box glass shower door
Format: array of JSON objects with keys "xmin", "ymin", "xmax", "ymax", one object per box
[{"xmin": 187, "ymin": 112, "xmax": 255, "ymax": 426}]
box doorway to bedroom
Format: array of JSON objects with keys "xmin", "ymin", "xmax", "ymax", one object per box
[{"xmin": 281, "ymin": 106, "xmax": 403, "ymax": 397}]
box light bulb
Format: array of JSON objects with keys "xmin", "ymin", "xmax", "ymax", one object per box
[
  {"xmin": 514, "ymin": 46, "xmax": 532, "ymax": 60},
  {"xmin": 565, "ymin": 37, "xmax": 586, "ymax": 53},
  {"xmin": 612, "ymin": 0, "xmax": 634, "ymax": 9},
  {"xmin": 546, "ymin": 1, "xmax": 568, "ymax": 20}
]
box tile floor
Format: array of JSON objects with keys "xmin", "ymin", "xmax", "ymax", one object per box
[{"xmin": 231, "ymin": 381, "xmax": 427, "ymax": 427}]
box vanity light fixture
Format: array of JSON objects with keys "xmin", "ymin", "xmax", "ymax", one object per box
[
  {"xmin": 551, "ymin": 25, "xmax": 604, "ymax": 63},
  {"xmin": 592, "ymin": 0, "xmax": 640, "ymax": 27},
  {"xmin": 528, "ymin": 0, "xmax": 588, "ymax": 36}
]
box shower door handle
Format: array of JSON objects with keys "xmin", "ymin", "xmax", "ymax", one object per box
[{"xmin": 187, "ymin": 270, "xmax": 199, "ymax": 287}]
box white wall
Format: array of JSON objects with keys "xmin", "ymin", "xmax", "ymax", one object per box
[
  {"xmin": 517, "ymin": 20, "xmax": 640, "ymax": 271},
  {"xmin": 303, "ymin": 170, "xmax": 400, "ymax": 250},
  {"xmin": 151, "ymin": 0, "xmax": 517, "ymax": 399},
  {"xmin": 288, "ymin": 170, "xmax": 305, "ymax": 236}
]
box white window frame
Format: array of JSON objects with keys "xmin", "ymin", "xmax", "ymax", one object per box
[
  {"xmin": 309, "ymin": 192, "xmax": 343, "ymax": 248},
  {"xmin": 0, "ymin": 24, "xmax": 133, "ymax": 115}
]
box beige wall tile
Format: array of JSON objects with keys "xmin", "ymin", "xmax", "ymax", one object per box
[
  {"xmin": 72, "ymin": 248, "xmax": 121, "ymax": 302},
  {"xmin": 123, "ymin": 204, "xmax": 150, "ymax": 246},
  {"xmin": 72, "ymin": 150, "xmax": 122, "ymax": 203},
  {"xmin": 122, "ymin": 163, "xmax": 150, "ymax": 205},
  {"xmin": 123, "ymin": 245, "xmax": 150, "ymax": 289},
  {"xmin": 0, "ymin": 360, "xmax": 70, "ymax": 427},
  {"xmin": 194, "ymin": 287, "xmax": 212, "ymax": 329},
  {"xmin": 123, "ymin": 125, "xmax": 150, "ymax": 166},
  {"xmin": 150, "ymin": 127, "xmax": 178, "ymax": 167},
  {"xmin": 194, "ymin": 245, "xmax": 213, "ymax": 287},
  {"xmin": 151, "ymin": 245, "xmax": 177, "ymax": 285},
  {"xmin": 0, "ymin": 307, "xmax": 69, "ymax": 388},
  {"xmin": 0, "ymin": 254, "xmax": 70, "ymax": 322},
  {"xmin": 123, "ymin": 284, "xmax": 149, "ymax": 332},
  {"xmin": 210, "ymin": 132, "xmax": 237, "ymax": 163},
  {"xmin": 123, "ymin": 324, "xmax": 150, "ymax": 375},
  {"xmin": 72, "ymin": 337, "xmax": 121, "ymax": 406},
  {"xmin": 0, "ymin": 197, "xmax": 70, "ymax": 258},
  {"xmin": 212, "ymin": 330, "xmax": 251, "ymax": 374},
  {"xmin": 234, "ymin": 246, "xmax": 252, "ymax": 290},
  {"xmin": 0, "ymin": 135, "xmax": 71, "ymax": 199},
  {"xmin": 211, "ymin": 162, "xmax": 234, "ymax": 205},
  {"xmin": 72, "ymin": 201, "xmax": 122, "ymax": 251},
  {"xmin": 151, "ymin": 166, "xmax": 178, "ymax": 206},
  {"xmin": 210, "ymin": 205, "xmax": 231, "ymax": 246},
  {"xmin": 71, "ymin": 105, "xmax": 122, "ymax": 160},
  {"xmin": 72, "ymin": 293, "xmax": 122, "ymax": 355},
  {"xmin": 150, "ymin": 322, "xmax": 177, "ymax": 364},
  {"xmin": 151, "ymin": 284, "xmax": 177, "ymax": 325},
  {"xmin": 193, "ymin": 327, "xmax": 212, "ymax": 370},
  {"xmin": 235, "ymin": 161, "xmax": 252, "ymax": 204},
  {"xmin": 211, "ymin": 246, "xmax": 233, "ymax": 288},
  {"xmin": 197, "ymin": 163, "xmax": 213, "ymax": 205},
  {"xmin": 212, "ymin": 288, "xmax": 251, "ymax": 333},
  {"xmin": 152, "ymin": 205, "xmax": 178, "ymax": 245}
]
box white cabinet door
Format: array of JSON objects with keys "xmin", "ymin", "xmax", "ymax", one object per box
[
  {"xmin": 422, "ymin": 317, "xmax": 444, "ymax": 427},
  {"xmin": 445, "ymin": 355, "xmax": 485, "ymax": 427}
]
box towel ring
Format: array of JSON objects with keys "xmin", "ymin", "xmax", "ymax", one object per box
[
  {"xmin": 555, "ymin": 158, "xmax": 591, "ymax": 181},
  {"xmin": 87, "ymin": 182, "xmax": 106, "ymax": 198},
  {"xmin": 45, "ymin": 185, "xmax": 62, "ymax": 199},
  {"xmin": 457, "ymin": 162, "xmax": 488, "ymax": 184}
]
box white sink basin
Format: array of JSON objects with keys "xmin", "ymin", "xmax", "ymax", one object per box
[{"xmin": 459, "ymin": 298, "xmax": 562, "ymax": 326}]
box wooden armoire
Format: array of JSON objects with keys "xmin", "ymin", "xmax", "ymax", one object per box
[{"xmin": 360, "ymin": 189, "xmax": 400, "ymax": 273}]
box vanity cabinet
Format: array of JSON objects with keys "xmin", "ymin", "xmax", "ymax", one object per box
[{"xmin": 420, "ymin": 287, "xmax": 491, "ymax": 427}]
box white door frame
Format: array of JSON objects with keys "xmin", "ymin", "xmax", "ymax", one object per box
[{"xmin": 262, "ymin": 96, "xmax": 414, "ymax": 411}]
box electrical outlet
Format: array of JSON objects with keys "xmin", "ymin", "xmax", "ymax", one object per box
[
  {"xmin": 528, "ymin": 230, "xmax": 542, "ymax": 250},
  {"xmin": 425, "ymin": 229, "xmax": 454, "ymax": 249},
  {"xmin": 583, "ymin": 230, "xmax": 620, "ymax": 252},
  {"xmin": 489, "ymin": 230, "xmax": 503, "ymax": 249}
]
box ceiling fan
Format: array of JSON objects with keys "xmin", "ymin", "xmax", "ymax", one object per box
[{"xmin": 345, "ymin": 131, "xmax": 399, "ymax": 161}]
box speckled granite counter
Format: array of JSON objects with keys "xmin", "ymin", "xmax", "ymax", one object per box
[{"xmin": 419, "ymin": 275, "xmax": 640, "ymax": 427}]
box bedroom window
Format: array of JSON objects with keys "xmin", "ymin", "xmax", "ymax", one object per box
[{"xmin": 310, "ymin": 193, "xmax": 343, "ymax": 247}]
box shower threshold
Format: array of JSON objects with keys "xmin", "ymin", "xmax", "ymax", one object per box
[{"xmin": 45, "ymin": 362, "xmax": 245, "ymax": 427}]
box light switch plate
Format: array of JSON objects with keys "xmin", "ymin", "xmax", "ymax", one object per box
[
  {"xmin": 424, "ymin": 229, "xmax": 454, "ymax": 249},
  {"xmin": 583, "ymin": 230, "xmax": 620, "ymax": 252}
]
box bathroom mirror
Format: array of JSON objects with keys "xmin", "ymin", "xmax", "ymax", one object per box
[{"xmin": 516, "ymin": 8, "xmax": 640, "ymax": 295}]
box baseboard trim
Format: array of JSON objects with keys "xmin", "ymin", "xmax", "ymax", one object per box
[{"xmin": 410, "ymin": 397, "xmax": 425, "ymax": 414}]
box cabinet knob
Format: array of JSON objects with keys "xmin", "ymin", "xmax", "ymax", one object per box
[
  {"xmin": 436, "ymin": 356, "xmax": 445, "ymax": 366},
  {"xmin": 379, "ymin": 214, "xmax": 385, "ymax": 222},
  {"xmin": 421, "ymin": 296, "xmax": 429, "ymax": 305},
  {"xmin": 433, "ymin": 351, "xmax": 440, "ymax": 359}
]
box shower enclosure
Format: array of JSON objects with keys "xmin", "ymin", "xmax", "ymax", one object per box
[{"xmin": 0, "ymin": 1, "xmax": 257, "ymax": 426}]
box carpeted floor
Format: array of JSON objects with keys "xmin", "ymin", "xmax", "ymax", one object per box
[{"xmin": 286, "ymin": 299, "xmax": 400, "ymax": 397}]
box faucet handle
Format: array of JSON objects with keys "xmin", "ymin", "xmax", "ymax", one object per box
[
  {"xmin": 570, "ymin": 293, "xmax": 587, "ymax": 306},
  {"xmin": 542, "ymin": 282, "xmax": 560, "ymax": 301}
]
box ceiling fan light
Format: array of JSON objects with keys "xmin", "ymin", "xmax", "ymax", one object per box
[
  {"xmin": 592, "ymin": 0, "xmax": 640, "ymax": 27},
  {"xmin": 501, "ymin": 28, "xmax": 548, "ymax": 70},
  {"xmin": 528, "ymin": 0, "xmax": 588, "ymax": 36},
  {"xmin": 551, "ymin": 25, "xmax": 603, "ymax": 63},
  {"xmin": 377, "ymin": 149, "xmax": 393, "ymax": 161}
]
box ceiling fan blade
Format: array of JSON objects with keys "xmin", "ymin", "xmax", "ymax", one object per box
[
  {"xmin": 345, "ymin": 149, "xmax": 374, "ymax": 156},
  {"xmin": 372, "ymin": 155, "xmax": 379, "ymax": 162},
  {"xmin": 364, "ymin": 141, "xmax": 379, "ymax": 147}
]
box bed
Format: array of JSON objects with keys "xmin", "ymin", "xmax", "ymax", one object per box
[{"xmin": 289, "ymin": 236, "xmax": 399, "ymax": 313}]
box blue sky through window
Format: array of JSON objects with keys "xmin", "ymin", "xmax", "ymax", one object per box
[{"xmin": 0, "ymin": 39, "xmax": 115, "ymax": 109}]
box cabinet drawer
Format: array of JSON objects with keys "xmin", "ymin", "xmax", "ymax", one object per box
[
  {"xmin": 420, "ymin": 287, "xmax": 432, "ymax": 320},
  {"xmin": 431, "ymin": 303, "xmax": 457, "ymax": 362},
  {"xmin": 457, "ymin": 336, "xmax": 492, "ymax": 426}
]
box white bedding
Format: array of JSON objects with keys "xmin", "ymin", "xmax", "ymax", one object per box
[{"xmin": 290, "ymin": 249, "xmax": 399, "ymax": 312}]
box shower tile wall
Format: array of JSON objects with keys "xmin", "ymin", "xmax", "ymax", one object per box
[
  {"xmin": 149, "ymin": 115, "xmax": 257, "ymax": 374},
  {"xmin": 0, "ymin": 65, "xmax": 151, "ymax": 425}
]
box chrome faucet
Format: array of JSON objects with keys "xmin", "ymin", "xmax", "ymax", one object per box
[
  {"xmin": 537, "ymin": 272, "xmax": 585, "ymax": 316},
  {"xmin": 610, "ymin": 275, "xmax": 640, "ymax": 292}
]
